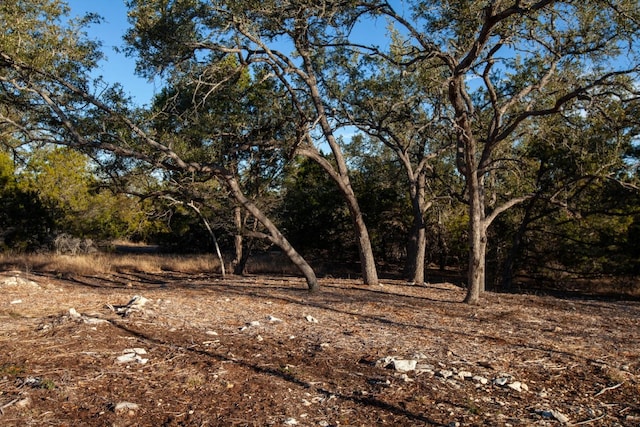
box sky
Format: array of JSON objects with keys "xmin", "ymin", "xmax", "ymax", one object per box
[
  {"xmin": 64, "ymin": 0, "xmax": 396, "ymax": 108},
  {"xmin": 66, "ymin": 0, "xmax": 158, "ymax": 106}
]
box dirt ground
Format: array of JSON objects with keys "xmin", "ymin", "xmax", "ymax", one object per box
[{"xmin": 0, "ymin": 267, "xmax": 639, "ymax": 426}]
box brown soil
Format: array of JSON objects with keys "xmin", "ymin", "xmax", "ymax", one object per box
[{"xmin": 1, "ymin": 268, "xmax": 639, "ymax": 426}]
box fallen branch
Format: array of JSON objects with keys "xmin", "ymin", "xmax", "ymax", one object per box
[{"xmin": 594, "ymin": 382, "xmax": 624, "ymax": 397}]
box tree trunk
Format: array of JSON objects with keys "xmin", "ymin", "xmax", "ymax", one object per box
[
  {"xmin": 232, "ymin": 206, "xmax": 245, "ymax": 275},
  {"xmin": 222, "ymin": 172, "xmax": 319, "ymax": 292},
  {"xmin": 297, "ymin": 145, "xmax": 379, "ymax": 286},
  {"xmin": 464, "ymin": 172, "xmax": 487, "ymax": 304},
  {"xmin": 350, "ymin": 201, "xmax": 379, "ymax": 285},
  {"xmin": 296, "ymin": 39, "xmax": 379, "ymax": 286},
  {"xmin": 405, "ymin": 223, "xmax": 426, "ymax": 284}
]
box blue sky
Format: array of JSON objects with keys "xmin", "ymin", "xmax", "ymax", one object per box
[
  {"xmin": 66, "ymin": 0, "xmax": 157, "ymax": 106},
  {"xmin": 65, "ymin": 0, "xmax": 397, "ymax": 107}
]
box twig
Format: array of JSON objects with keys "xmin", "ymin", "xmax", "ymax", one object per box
[
  {"xmin": 1, "ymin": 398, "xmax": 19, "ymax": 414},
  {"xmin": 594, "ymin": 382, "xmax": 624, "ymax": 397},
  {"xmin": 569, "ymin": 414, "xmax": 606, "ymax": 425}
]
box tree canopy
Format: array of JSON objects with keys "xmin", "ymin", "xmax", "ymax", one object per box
[{"xmin": 0, "ymin": 0, "xmax": 638, "ymax": 301}]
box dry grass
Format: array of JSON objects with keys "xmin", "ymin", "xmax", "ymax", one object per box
[{"xmin": 0, "ymin": 252, "xmax": 222, "ymax": 277}]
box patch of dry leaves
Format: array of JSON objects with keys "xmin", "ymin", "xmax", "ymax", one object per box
[{"xmin": 0, "ymin": 269, "xmax": 639, "ymax": 426}]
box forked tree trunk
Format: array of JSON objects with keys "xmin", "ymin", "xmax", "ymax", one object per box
[{"xmin": 449, "ymin": 75, "xmax": 487, "ymax": 304}]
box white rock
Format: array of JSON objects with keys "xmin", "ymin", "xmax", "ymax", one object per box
[
  {"xmin": 114, "ymin": 401, "xmax": 139, "ymax": 413},
  {"xmin": 206, "ymin": 330, "xmax": 218, "ymax": 336},
  {"xmin": 127, "ymin": 295, "xmax": 149, "ymax": 308},
  {"xmin": 69, "ymin": 308, "xmax": 82, "ymax": 318},
  {"xmin": 473, "ymin": 375, "xmax": 489, "ymax": 385},
  {"xmin": 117, "ymin": 348, "xmax": 149, "ymax": 364},
  {"xmin": 117, "ymin": 353, "xmax": 138, "ymax": 364},
  {"xmin": 539, "ymin": 409, "xmax": 570, "ymax": 424},
  {"xmin": 123, "ymin": 348, "xmax": 147, "ymax": 355},
  {"xmin": 267, "ymin": 315, "xmax": 282, "ymax": 322},
  {"xmin": 283, "ymin": 418, "xmax": 298, "ymax": 425},
  {"xmin": 10, "ymin": 299, "xmax": 22, "ymax": 304},
  {"xmin": 249, "ymin": 321, "xmax": 261, "ymax": 327},
  {"xmin": 0, "ymin": 276, "xmax": 39, "ymax": 288},
  {"xmin": 392, "ymin": 359, "xmax": 417, "ymax": 372},
  {"xmin": 457, "ymin": 371, "xmax": 473, "ymax": 380},
  {"xmin": 437, "ymin": 369, "xmax": 453, "ymax": 379},
  {"xmin": 16, "ymin": 397, "xmax": 31, "ymax": 408},
  {"xmin": 305, "ymin": 315, "xmax": 319, "ymax": 323},
  {"xmin": 507, "ymin": 381, "xmax": 524, "ymax": 392},
  {"xmin": 376, "ymin": 356, "xmax": 395, "ymax": 368}
]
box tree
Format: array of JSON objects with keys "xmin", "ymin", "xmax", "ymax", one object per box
[
  {"xmin": 125, "ymin": 0, "xmax": 382, "ymax": 285},
  {"xmin": 381, "ymin": 0, "xmax": 640, "ymax": 303},
  {"xmin": 0, "ymin": 0, "xmax": 319, "ymax": 291},
  {"xmin": 495, "ymin": 94, "xmax": 640, "ymax": 289},
  {"xmin": 331, "ymin": 38, "xmax": 457, "ymax": 284}
]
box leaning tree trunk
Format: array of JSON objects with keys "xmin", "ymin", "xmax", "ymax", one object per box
[
  {"xmin": 222, "ymin": 172, "xmax": 319, "ymax": 292},
  {"xmin": 296, "ymin": 41, "xmax": 379, "ymax": 286},
  {"xmin": 297, "ymin": 145, "xmax": 379, "ymax": 286}
]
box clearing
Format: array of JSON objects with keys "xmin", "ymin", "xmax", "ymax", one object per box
[{"xmin": 0, "ymin": 262, "xmax": 639, "ymax": 426}]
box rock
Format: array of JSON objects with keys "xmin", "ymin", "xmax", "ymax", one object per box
[
  {"xmin": 305, "ymin": 315, "xmax": 319, "ymax": 323},
  {"xmin": 538, "ymin": 409, "xmax": 570, "ymax": 424},
  {"xmin": 283, "ymin": 418, "xmax": 298, "ymax": 425},
  {"xmin": 15, "ymin": 397, "xmax": 31, "ymax": 408},
  {"xmin": 109, "ymin": 295, "xmax": 150, "ymax": 317},
  {"xmin": 205, "ymin": 330, "xmax": 218, "ymax": 336},
  {"xmin": 123, "ymin": 348, "xmax": 147, "ymax": 355},
  {"xmin": 507, "ymin": 381, "xmax": 525, "ymax": 392},
  {"xmin": 457, "ymin": 370, "xmax": 473, "ymax": 380},
  {"xmin": 114, "ymin": 401, "xmax": 139, "ymax": 414},
  {"xmin": 117, "ymin": 348, "xmax": 148, "ymax": 364},
  {"xmin": 494, "ymin": 377, "xmax": 510, "ymax": 386},
  {"xmin": 69, "ymin": 308, "xmax": 82, "ymax": 319},
  {"xmin": 0, "ymin": 275, "xmax": 40, "ymax": 288},
  {"xmin": 375, "ymin": 356, "xmax": 395, "ymax": 369},
  {"xmin": 267, "ymin": 315, "xmax": 282, "ymax": 322},
  {"xmin": 240, "ymin": 321, "xmax": 260, "ymax": 331},
  {"xmin": 473, "ymin": 375, "xmax": 489, "ymax": 385},
  {"xmin": 10, "ymin": 299, "xmax": 22, "ymax": 304},
  {"xmin": 392, "ymin": 359, "xmax": 417, "ymax": 372},
  {"xmin": 437, "ymin": 369, "xmax": 454, "ymax": 379}
]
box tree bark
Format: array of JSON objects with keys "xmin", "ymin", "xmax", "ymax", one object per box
[
  {"xmin": 404, "ymin": 170, "xmax": 428, "ymax": 285},
  {"xmin": 448, "ymin": 75, "xmax": 487, "ymax": 304},
  {"xmin": 464, "ymin": 175, "xmax": 487, "ymax": 304}
]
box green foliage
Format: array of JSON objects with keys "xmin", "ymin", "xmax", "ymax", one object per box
[
  {"xmin": 0, "ymin": 151, "xmax": 54, "ymax": 251},
  {"xmin": 16, "ymin": 146, "xmax": 155, "ymax": 242},
  {"xmin": 280, "ymin": 157, "xmax": 355, "ymax": 258}
]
